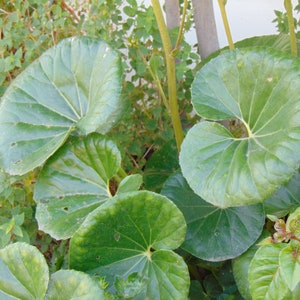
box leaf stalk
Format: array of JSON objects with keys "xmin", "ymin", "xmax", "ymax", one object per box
[
  {"xmin": 151, "ymin": 0, "xmax": 184, "ymax": 151},
  {"xmin": 284, "ymin": 0, "xmax": 298, "ymax": 56},
  {"xmin": 218, "ymin": 0, "xmax": 234, "ymax": 50}
]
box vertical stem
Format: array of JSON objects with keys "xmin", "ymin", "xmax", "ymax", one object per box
[
  {"xmin": 174, "ymin": 0, "xmax": 189, "ymax": 52},
  {"xmin": 137, "ymin": 48, "xmax": 170, "ymax": 111},
  {"xmin": 285, "ymin": 0, "xmax": 298, "ymax": 56},
  {"xmin": 218, "ymin": 0, "xmax": 234, "ymax": 50},
  {"xmin": 151, "ymin": 0, "xmax": 184, "ymax": 151}
]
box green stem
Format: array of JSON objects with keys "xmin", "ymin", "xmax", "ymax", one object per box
[
  {"xmin": 118, "ymin": 167, "xmax": 127, "ymax": 179},
  {"xmin": 174, "ymin": 0, "xmax": 189, "ymax": 54},
  {"xmin": 285, "ymin": 0, "xmax": 298, "ymax": 56},
  {"xmin": 151, "ymin": 0, "xmax": 184, "ymax": 151},
  {"xmin": 137, "ymin": 48, "xmax": 170, "ymax": 111},
  {"xmin": 218, "ymin": 0, "xmax": 234, "ymax": 50}
]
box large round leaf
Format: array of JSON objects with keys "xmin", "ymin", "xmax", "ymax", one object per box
[
  {"xmin": 0, "ymin": 36, "xmax": 123, "ymax": 175},
  {"xmin": 235, "ymin": 34, "xmax": 300, "ymax": 53},
  {"xmin": 0, "ymin": 242, "xmax": 49, "ymax": 299},
  {"xmin": 180, "ymin": 48, "xmax": 300, "ymax": 208},
  {"xmin": 161, "ymin": 172, "xmax": 265, "ymax": 261},
  {"xmin": 199, "ymin": 34, "xmax": 300, "ymax": 67},
  {"xmin": 69, "ymin": 191, "xmax": 189, "ymax": 299},
  {"xmin": 46, "ymin": 270, "xmax": 105, "ymax": 300},
  {"xmin": 34, "ymin": 133, "xmax": 121, "ymax": 240}
]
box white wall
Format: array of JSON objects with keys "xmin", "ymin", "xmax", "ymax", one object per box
[
  {"xmin": 214, "ymin": 0, "xmax": 298, "ymax": 47},
  {"xmin": 140, "ymin": 0, "xmax": 298, "ymax": 47}
]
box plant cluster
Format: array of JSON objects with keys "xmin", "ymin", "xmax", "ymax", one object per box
[{"xmin": 0, "ymin": 0, "xmax": 300, "ymax": 299}]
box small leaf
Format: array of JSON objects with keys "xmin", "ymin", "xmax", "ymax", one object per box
[
  {"xmin": 116, "ymin": 174, "xmax": 143, "ymax": 194},
  {"xmin": 267, "ymin": 214, "xmax": 279, "ymax": 222},
  {"xmin": 0, "ymin": 37, "xmax": 123, "ymax": 175},
  {"xmin": 45, "ymin": 270, "xmax": 105, "ymax": 299},
  {"xmin": 249, "ymin": 244, "xmax": 289, "ymax": 300},
  {"xmin": 34, "ymin": 133, "xmax": 120, "ymax": 239},
  {"xmin": 114, "ymin": 272, "xmax": 147, "ymax": 299},
  {"xmin": 232, "ymin": 230, "xmax": 270, "ymax": 300},
  {"xmin": 181, "ymin": 48, "xmax": 300, "ymax": 207},
  {"xmin": 69, "ymin": 191, "xmax": 189, "ymax": 299},
  {"xmin": 257, "ymin": 237, "xmax": 273, "ymax": 246},
  {"xmin": 12, "ymin": 226, "xmax": 23, "ymax": 238},
  {"xmin": 286, "ymin": 207, "xmax": 300, "ymax": 238},
  {"xmin": 280, "ymin": 244, "xmax": 300, "ymax": 291},
  {"xmin": 149, "ymin": 54, "xmax": 163, "ymax": 76},
  {"xmin": 0, "ymin": 242, "xmax": 49, "ymax": 299},
  {"xmin": 161, "ymin": 172, "xmax": 265, "ymax": 261}
]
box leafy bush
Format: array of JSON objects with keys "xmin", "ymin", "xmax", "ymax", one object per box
[{"xmin": 0, "ymin": 0, "xmax": 299, "ymax": 299}]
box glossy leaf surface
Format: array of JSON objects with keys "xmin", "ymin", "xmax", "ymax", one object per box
[
  {"xmin": 46, "ymin": 270, "xmax": 105, "ymax": 300},
  {"xmin": 143, "ymin": 140, "xmax": 179, "ymax": 192},
  {"xmin": 235, "ymin": 34, "xmax": 300, "ymax": 54},
  {"xmin": 199, "ymin": 34, "xmax": 300, "ymax": 68},
  {"xmin": 180, "ymin": 48, "xmax": 300, "ymax": 207},
  {"xmin": 286, "ymin": 207, "xmax": 300, "ymax": 238},
  {"xmin": 279, "ymin": 244, "xmax": 300, "ymax": 291},
  {"xmin": 0, "ymin": 242, "xmax": 48, "ymax": 299},
  {"xmin": 264, "ymin": 170, "xmax": 300, "ymax": 217},
  {"xmin": 69, "ymin": 191, "xmax": 189, "ymax": 299},
  {"xmin": 34, "ymin": 133, "xmax": 120, "ymax": 239},
  {"xmin": 232, "ymin": 231, "xmax": 270, "ymax": 300},
  {"xmin": 161, "ymin": 173, "xmax": 264, "ymax": 261},
  {"xmin": 264, "ymin": 171, "xmax": 300, "ymax": 218},
  {"xmin": 249, "ymin": 244, "xmax": 288, "ymax": 300},
  {"xmin": 0, "ymin": 37, "xmax": 122, "ymax": 175},
  {"xmin": 116, "ymin": 174, "xmax": 143, "ymax": 194}
]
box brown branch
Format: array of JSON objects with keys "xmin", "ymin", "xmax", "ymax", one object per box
[{"xmin": 61, "ymin": 0, "xmax": 80, "ymax": 23}]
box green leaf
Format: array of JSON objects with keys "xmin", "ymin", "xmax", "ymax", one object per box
[
  {"xmin": 0, "ymin": 37, "xmax": 123, "ymax": 175},
  {"xmin": 69, "ymin": 191, "xmax": 189, "ymax": 299},
  {"xmin": 232, "ymin": 230, "xmax": 270, "ymax": 300},
  {"xmin": 280, "ymin": 244, "xmax": 300, "ymax": 291},
  {"xmin": 144, "ymin": 140, "xmax": 179, "ymax": 192},
  {"xmin": 264, "ymin": 170, "xmax": 300, "ymax": 218},
  {"xmin": 249, "ymin": 244, "xmax": 289, "ymax": 300},
  {"xmin": 180, "ymin": 48, "xmax": 300, "ymax": 207},
  {"xmin": 146, "ymin": 250, "xmax": 189, "ymax": 299},
  {"xmin": 149, "ymin": 54, "xmax": 163, "ymax": 76},
  {"xmin": 34, "ymin": 133, "xmax": 120, "ymax": 240},
  {"xmin": 0, "ymin": 242, "xmax": 49, "ymax": 299},
  {"xmin": 199, "ymin": 34, "xmax": 300, "ymax": 69},
  {"xmin": 45, "ymin": 270, "xmax": 105, "ymax": 300},
  {"xmin": 161, "ymin": 173, "xmax": 265, "ymax": 261},
  {"xmin": 286, "ymin": 207, "xmax": 300, "ymax": 238},
  {"xmin": 114, "ymin": 272, "xmax": 147, "ymax": 299},
  {"xmin": 189, "ymin": 281, "xmax": 209, "ymax": 300},
  {"xmin": 235, "ymin": 34, "xmax": 300, "ymax": 54},
  {"xmin": 116, "ymin": 174, "xmax": 143, "ymax": 195}
]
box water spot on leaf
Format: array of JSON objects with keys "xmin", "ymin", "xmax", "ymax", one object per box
[{"xmin": 114, "ymin": 232, "xmax": 120, "ymax": 241}]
